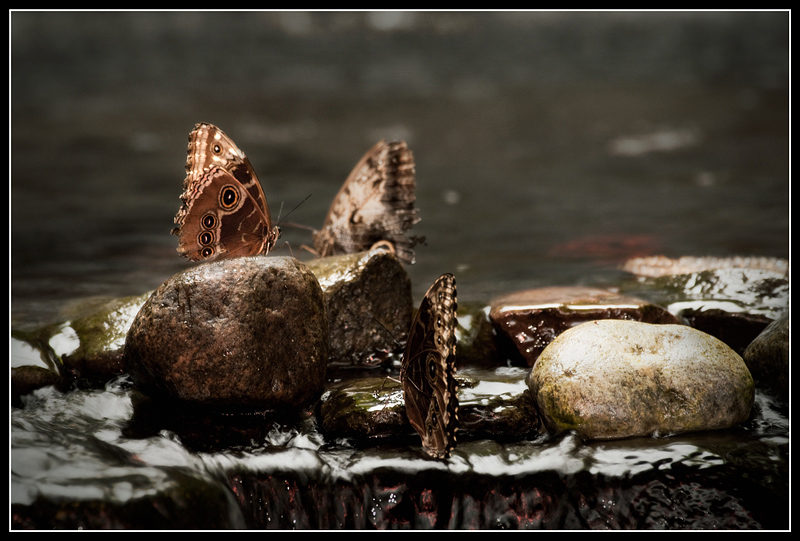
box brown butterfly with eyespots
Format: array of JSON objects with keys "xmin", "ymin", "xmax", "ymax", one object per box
[
  {"xmin": 312, "ymin": 139, "xmax": 422, "ymax": 264},
  {"xmin": 172, "ymin": 123, "xmax": 280, "ymax": 261},
  {"xmin": 401, "ymin": 273, "xmax": 459, "ymax": 459}
]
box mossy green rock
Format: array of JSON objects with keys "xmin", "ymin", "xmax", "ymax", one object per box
[{"xmin": 529, "ymin": 319, "xmax": 754, "ymax": 440}]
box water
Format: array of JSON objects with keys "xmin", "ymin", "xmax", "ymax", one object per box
[
  {"xmin": 10, "ymin": 11, "xmax": 790, "ymax": 529},
  {"xmin": 11, "ymin": 11, "xmax": 789, "ymax": 324},
  {"xmin": 11, "ymin": 375, "xmax": 789, "ymax": 528}
]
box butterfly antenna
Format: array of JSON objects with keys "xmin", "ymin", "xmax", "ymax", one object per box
[
  {"xmin": 370, "ymin": 316, "xmax": 403, "ymax": 350},
  {"xmin": 276, "ymin": 194, "xmax": 312, "ymax": 228}
]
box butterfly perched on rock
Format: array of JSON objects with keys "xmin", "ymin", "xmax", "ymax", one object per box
[
  {"xmin": 172, "ymin": 123, "xmax": 280, "ymax": 261},
  {"xmin": 401, "ymin": 273, "xmax": 459, "ymax": 458},
  {"xmin": 312, "ymin": 140, "xmax": 422, "ymax": 264}
]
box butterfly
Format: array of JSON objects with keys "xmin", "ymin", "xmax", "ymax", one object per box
[
  {"xmin": 401, "ymin": 273, "xmax": 459, "ymax": 458},
  {"xmin": 312, "ymin": 139, "xmax": 422, "ymax": 264},
  {"xmin": 172, "ymin": 123, "xmax": 280, "ymax": 261}
]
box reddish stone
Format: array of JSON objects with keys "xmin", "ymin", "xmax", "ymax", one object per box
[{"xmin": 489, "ymin": 286, "xmax": 680, "ymax": 366}]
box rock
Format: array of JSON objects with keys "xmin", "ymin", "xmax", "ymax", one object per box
[
  {"xmin": 123, "ymin": 256, "xmax": 328, "ymax": 411},
  {"xmin": 529, "ymin": 320, "xmax": 754, "ymax": 440},
  {"xmin": 318, "ymin": 367, "xmax": 539, "ymax": 446},
  {"xmin": 489, "ymin": 287, "xmax": 680, "ymax": 366},
  {"xmin": 11, "ymin": 465, "xmax": 246, "ymax": 530},
  {"xmin": 680, "ymin": 308, "xmax": 772, "ymax": 356},
  {"xmin": 456, "ymin": 367, "xmax": 540, "ymax": 441},
  {"xmin": 10, "ymin": 293, "xmax": 152, "ymax": 400},
  {"xmin": 743, "ymin": 311, "xmax": 789, "ymax": 397},
  {"xmin": 454, "ymin": 302, "xmax": 507, "ymax": 367},
  {"xmin": 621, "ymin": 255, "xmax": 788, "ymax": 278},
  {"xmin": 317, "ymin": 375, "xmax": 408, "ymax": 445},
  {"xmin": 10, "ymin": 333, "xmax": 64, "ymax": 406},
  {"xmin": 306, "ymin": 248, "xmax": 412, "ymax": 367},
  {"xmin": 56, "ymin": 294, "xmax": 150, "ymax": 385},
  {"xmin": 620, "ymin": 259, "xmax": 789, "ymax": 354}
]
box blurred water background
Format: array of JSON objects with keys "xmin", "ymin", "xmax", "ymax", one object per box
[{"xmin": 11, "ymin": 10, "xmax": 789, "ymax": 326}]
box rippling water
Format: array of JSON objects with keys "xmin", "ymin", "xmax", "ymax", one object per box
[
  {"xmin": 10, "ymin": 11, "xmax": 789, "ymax": 529},
  {"xmin": 11, "ymin": 374, "xmax": 789, "ymax": 528}
]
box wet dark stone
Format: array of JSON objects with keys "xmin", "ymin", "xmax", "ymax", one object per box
[
  {"xmin": 317, "ymin": 376, "xmax": 408, "ymax": 445},
  {"xmin": 621, "ymin": 255, "xmax": 788, "ymax": 278},
  {"xmin": 680, "ymin": 308, "xmax": 772, "ymax": 356},
  {"xmin": 227, "ymin": 453, "xmax": 774, "ymax": 529},
  {"xmin": 743, "ymin": 311, "xmax": 789, "ymax": 398},
  {"xmin": 10, "ymin": 295, "xmax": 149, "ymax": 401},
  {"xmin": 619, "ymin": 264, "xmax": 789, "ymax": 323},
  {"xmin": 11, "ymin": 332, "xmax": 67, "ymax": 406},
  {"xmin": 307, "ymin": 249, "xmax": 413, "ymax": 367},
  {"xmin": 318, "ymin": 367, "xmax": 539, "ymax": 447},
  {"xmin": 11, "ymin": 468, "xmax": 246, "ymax": 529},
  {"xmin": 123, "ymin": 388, "xmax": 318, "ymax": 454},
  {"xmin": 457, "ymin": 385, "xmax": 540, "ymax": 443},
  {"xmin": 489, "ymin": 287, "xmax": 680, "ymax": 367},
  {"xmin": 10, "ymin": 365, "xmax": 62, "ymax": 408},
  {"xmin": 123, "ymin": 256, "xmax": 328, "ymax": 411},
  {"xmin": 454, "ymin": 302, "xmax": 507, "ymax": 367}
]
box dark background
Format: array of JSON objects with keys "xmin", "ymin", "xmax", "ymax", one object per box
[{"xmin": 10, "ymin": 11, "xmax": 789, "ymax": 327}]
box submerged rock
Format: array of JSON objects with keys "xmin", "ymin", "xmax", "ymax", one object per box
[
  {"xmin": 318, "ymin": 367, "xmax": 539, "ymax": 447},
  {"xmin": 317, "ymin": 375, "xmax": 408, "ymax": 445},
  {"xmin": 680, "ymin": 308, "xmax": 773, "ymax": 356},
  {"xmin": 743, "ymin": 311, "xmax": 789, "ymax": 398},
  {"xmin": 620, "ymin": 257, "xmax": 789, "ymax": 355},
  {"xmin": 454, "ymin": 302, "xmax": 507, "ymax": 367},
  {"xmin": 123, "ymin": 256, "xmax": 328, "ymax": 411},
  {"xmin": 489, "ymin": 287, "xmax": 679, "ymax": 366},
  {"xmin": 530, "ymin": 319, "xmax": 754, "ymax": 440},
  {"xmin": 10, "ymin": 333, "xmax": 64, "ymax": 406},
  {"xmin": 307, "ymin": 248, "xmax": 412, "ymax": 367},
  {"xmin": 621, "ymin": 255, "xmax": 788, "ymax": 278},
  {"xmin": 11, "ymin": 294, "xmax": 150, "ymax": 403},
  {"xmin": 56, "ymin": 294, "xmax": 150, "ymax": 385}
]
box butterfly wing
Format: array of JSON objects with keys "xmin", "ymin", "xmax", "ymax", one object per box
[
  {"xmin": 172, "ymin": 123, "xmax": 279, "ymax": 261},
  {"xmin": 312, "ymin": 140, "xmax": 421, "ymax": 264},
  {"xmin": 401, "ymin": 273, "xmax": 459, "ymax": 458}
]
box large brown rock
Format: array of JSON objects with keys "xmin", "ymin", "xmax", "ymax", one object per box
[
  {"xmin": 123, "ymin": 256, "xmax": 328, "ymax": 411},
  {"xmin": 529, "ymin": 319, "xmax": 754, "ymax": 440}
]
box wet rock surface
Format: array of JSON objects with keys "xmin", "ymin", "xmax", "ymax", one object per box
[
  {"xmin": 743, "ymin": 311, "xmax": 789, "ymax": 397},
  {"xmin": 11, "ymin": 331, "xmax": 66, "ymax": 407},
  {"xmin": 228, "ymin": 436, "xmax": 771, "ymax": 529},
  {"xmin": 318, "ymin": 367, "xmax": 539, "ymax": 448},
  {"xmin": 489, "ymin": 287, "xmax": 680, "ymax": 366},
  {"xmin": 621, "ymin": 255, "xmax": 788, "ymax": 278},
  {"xmin": 307, "ymin": 248, "xmax": 413, "ymax": 367},
  {"xmin": 123, "ymin": 256, "xmax": 328, "ymax": 411},
  {"xmin": 619, "ymin": 259, "xmax": 789, "ymax": 361},
  {"xmin": 9, "ymin": 255, "xmax": 788, "ymax": 530},
  {"xmin": 530, "ymin": 320, "xmax": 755, "ymax": 440},
  {"xmin": 57, "ymin": 294, "xmax": 150, "ymax": 385}
]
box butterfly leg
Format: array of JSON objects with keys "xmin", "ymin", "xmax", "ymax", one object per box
[{"xmin": 298, "ymin": 244, "xmax": 321, "ymax": 257}]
